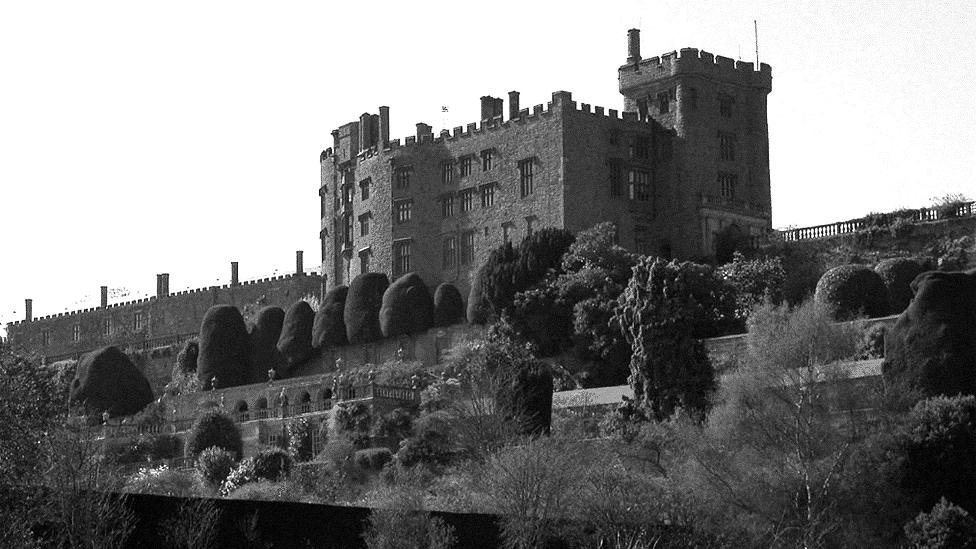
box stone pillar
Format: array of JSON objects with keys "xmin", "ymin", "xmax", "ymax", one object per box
[
  {"xmin": 508, "ymin": 91, "xmax": 520, "ymax": 120},
  {"xmin": 231, "ymin": 262, "xmax": 239, "ymax": 285},
  {"xmin": 156, "ymin": 274, "xmax": 163, "ymax": 298},
  {"xmin": 162, "ymin": 274, "xmax": 170, "ymax": 296},
  {"xmin": 24, "ymin": 299, "xmax": 32, "ymax": 322},
  {"xmin": 100, "ymin": 286, "xmax": 108, "ymax": 308},
  {"xmin": 378, "ymin": 106, "xmax": 390, "ymax": 147},
  {"xmin": 295, "ymin": 251, "xmax": 304, "ymax": 276}
]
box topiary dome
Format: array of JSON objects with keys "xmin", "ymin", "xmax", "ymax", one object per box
[{"xmin": 813, "ymin": 264, "xmax": 889, "ymax": 320}]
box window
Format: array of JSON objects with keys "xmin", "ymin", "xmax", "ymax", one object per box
[
  {"xmin": 518, "ymin": 159, "xmax": 534, "ymax": 197},
  {"xmin": 41, "ymin": 330, "xmax": 50, "ymax": 346},
  {"xmin": 635, "ymin": 135, "xmax": 650, "ymax": 160},
  {"xmin": 481, "ymin": 149, "xmax": 494, "ymax": 171},
  {"xmin": 461, "ymin": 231, "xmax": 475, "ymax": 265},
  {"xmin": 360, "ymin": 250, "xmax": 370, "ymax": 273},
  {"xmin": 360, "ymin": 178, "xmax": 371, "ymax": 200},
  {"xmin": 72, "ymin": 324, "xmax": 80, "ymax": 342},
  {"xmin": 342, "ymin": 214, "xmax": 354, "ymax": 244},
  {"xmin": 657, "ymin": 92, "xmax": 670, "ymax": 114},
  {"xmin": 719, "ymin": 133, "xmax": 736, "ymax": 161},
  {"xmin": 320, "ymin": 189, "xmax": 327, "ymax": 217},
  {"xmin": 480, "ymin": 183, "xmax": 496, "ymax": 208},
  {"xmin": 629, "ymin": 169, "xmax": 650, "ymax": 201},
  {"xmin": 460, "ymin": 156, "xmax": 473, "ymax": 177},
  {"xmin": 394, "ymin": 200, "xmax": 412, "ymax": 224},
  {"xmin": 441, "ymin": 194, "xmax": 455, "ymax": 218},
  {"xmin": 460, "ymin": 188, "xmax": 474, "ymax": 212},
  {"xmin": 395, "ymin": 166, "xmax": 412, "ymax": 189},
  {"xmin": 441, "ymin": 162, "xmax": 454, "ymax": 184},
  {"xmin": 359, "ymin": 212, "xmax": 371, "ymax": 236},
  {"xmin": 393, "ymin": 240, "xmax": 411, "ymax": 277},
  {"xmin": 102, "ymin": 317, "xmax": 112, "ymax": 337},
  {"xmin": 719, "ymin": 172, "xmax": 738, "ymax": 200},
  {"xmin": 443, "ymin": 236, "xmax": 457, "ymax": 269},
  {"xmin": 609, "ymin": 161, "xmax": 623, "ymax": 197},
  {"xmin": 634, "ymin": 225, "xmax": 649, "ymax": 255},
  {"xmin": 686, "ymin": 87, "xmax": 698, "ymax": 110},
  {"xmin": 134, "ymin": 311, "xmax": 143, "ymax": 331},
  {"xmin": 607, "ymin": 130, "xmax": 619, "ymax": 145},
  {"xmin": 719, "ymin": 93, "xmax": 734, "ymax": 118},
  {"xmin": 342, "ymin": 184, "xmax": 353, "ymax": 205}
]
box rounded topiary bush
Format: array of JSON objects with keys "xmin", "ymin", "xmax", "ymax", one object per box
[
  {"xmin": 380, "ymin": 273, "xmax": 434, "ymax": 338},
  {"xmin": 176, "ymin": 338, "xmax": 199, "ymax": 374},
  {"xmin": 69, "ymin": 346, "xmax": 154, "ymax": 418},
  {"xmin": 197, "ymin": 305, "xmax": 251, "ymax": 390},
  {"xmin": 252, "ymin": 447, "xmax": 293, "ymax": 481},
  {"xmin": 433, "ymin": 283, "xmax": 465, "ymax": 327},
  {"xmin": 248, "ymin": 306, "xmax": 284, "ymax": 382},
  {"xmin": 875, "ymin": 257, "xmax": 927, "ymax": 313},
  {"xmin": 196, "ymin": 446, "xmax": 237, "ymax": 487},
  {"xmin": 184, "ymin": 410, "xmax": 243, "ymax": 460},
  {"xmin": 344, "ymin": 273, "xmax": 390, "ymax": 344},
  {"xmin": 354, "ymin": 448, "xmax": 393, "ymax": 472},
  {"xmin": 277, "ymin": 301, "xmax": 315, "ymax": 375},
  {"xmin": 813, "ymin": 264, "xmax": 889, "ymax": 320},
  {"xmin": 312, "ymin": 285, "xmax": 349, "ymax": 350}
]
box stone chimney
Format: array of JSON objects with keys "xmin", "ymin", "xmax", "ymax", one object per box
[
  {"xmin": 24, "ymin": 299, "xmax": 32, "ymax": 322},
  {"xmin": 378, "ymin": 106, "xmax": 390, "ymax": 147},
  {"xmin": 231, "ymin": 262, "xmax": 239, "ymax": 286},
  {"xmin": 100, "ymin": 286, "xmax": 108, "ymax": 308},
  {"xmin": 415, "ymin": 123, "xmax": 433, "ymax": 143},
  {"xmin": 480, "ymin": 96, "xmax": 503, "ymax": 122},
  {"xmin": 295, "ymin": 251, "xmax": 304, "ymax": 275},
  {"xmin": 627, "ymin": 28, "xmax": 641, "ymax": 64},
  {"xmin": 162, "ymin": 274, "xmax": 170, "ymax": 296},
  {"xmin": 156, "ymin": 274, "xmax": 164, "ymax": 298},
  {"xmin": 508, "ymin": 91, "xmax": 520, "ymax": 120},
  {"xmin": 359, "ymin": 112, "xmax": 373, "ymax": 152}
]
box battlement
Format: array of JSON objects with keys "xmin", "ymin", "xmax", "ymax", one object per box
[{"xmin": 619, "ymin": 47, "xmax": 772, "ymax": 91}]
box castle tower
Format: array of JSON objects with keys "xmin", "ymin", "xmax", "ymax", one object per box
[{"xmin": 618, "ymin": 30, "xmax": 773, "ymax": 260}]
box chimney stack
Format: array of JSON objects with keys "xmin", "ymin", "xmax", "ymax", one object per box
[
  {"xmin": 162, "ymin": 274, "xmax": 170, "ymax": 296},
  {"xmin": 480, "ymin": 96, "xmax": 503, "ymax": 122},
  {"xmin": 415, "ymin": 123, "xmax": 432, "ymax": 142},
  {"xmin": 156, "ymin": 274, "xmax": 163, "ymax": 298},
  {"xmin": 627, "ymin": 28, "xmax": 641, "ymax": 64},
  {"xmin": 100, "ymin": 286, "xmax": 108, "ymax": 308},
  {"xmin": 508, "ymin": 91, "xmax": 520, "ymax": 120},
  {"xmin": 359, "ymin": 112, "xmax": 373, "ymax": 152},
  {"xmin": 296, "ymin": 250, "xmax": 304, "ymax": 275},
  {"xmin": 378, "ymin": 106, "xmax": 390, "ymax": 147},
  {"xmin": 25, "ymin": 299, "xmax": 32, "ymax": 322},
  {"xmin": 231, "ymin": 262, "xmax": 239, "ymax": 286}
]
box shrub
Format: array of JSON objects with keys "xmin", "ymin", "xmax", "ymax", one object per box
[
  {"xmin": 362, "ymin": 470, "xmax": 457, "ymax": 549},
  {"xmin": 497, "ymin": 359, "xmax": 554, "ymax": 436},
  {"xmin": 380, "ymin": 273, "xmax": 434, "ymax": 338},
  {"xmin": 248, "ymin": 306, "xmax": 284, "ymax": 382},
  {"xmin": 904, "ymin": 498, "xmax": 976, "ymax": 549},
  {"xmin": 396, "ymin": 411, "xmax": 454, "ymax": 469},
  {"xmin": 875, "ymin": 257, "xmax": 927, "ymax": 313},
  {"xmin": 220, "ymin": 457, "xmax": 257, "ymax": 496},
  {"xmin": 252, "ymin": 447, "xmax": 294, "ymax": 481},
  {"xmin": 276, "ymin": 301, "xmax": 315, "ymax": 375},
  {"xmin": 432, "ymin": 283, "xmax": 465, "ymax": 327},
  {"xmin": 287, "ymin": 418, "xmax": 316, "ymax": 462},
  {"xmin": 184, "ymin": 410, "xmax": 243, "ymax": 460},
  {"xmin": 857, "ymin": 323, "xmax": 887, "ymax": 359},
  {"xmin": 124, "ymin": 465, "xmax": 202, "ymax": 497},
  {"xmin": 717, "ymin": 251, "xmax": 786, "ymax": 318},
  {"xmin": 225, "ymin": 479, "xmax": 306, "ymax": 502},
  {"xmin": 196, "ymin": 446, "xmax": 237, "ymax": 487},
  {"xmin": 355, "ymin": 448, "xmax": 394, "ymax": 472},
  {"xmin": 516, "ymin": 227, "xmax": 576, "ymax": 288},
  {"xmin": 312, "ymin": 285, "xmax": 349, "ymax": 349},
  {"xmin": 345, "ymin": 273, "xmax": 391, "ymax": 344},
  {"xmin": 467, "ymin": 242, "xmax": 519, "ymax": 324},
  {"xmin": 176, "ymin": 338, "xmax": 199, "ymax": 374},
  {"xmin": 197, "ymin": 305, "xmax": 251, "ymax": 390},
  {"xmin": 334, "ymin": 402, "xmax": 372, "ymax": 448},
  {"xmin": 69, "ymin": 346, "xmax": 154, "ymax": 418},
  {"xmin": 814, "ymin": 264, "xmax": 889, "ymax": 320},
  {"xmin": 376, "ymin": 408, "xmax": 415, "ymax": 442}
]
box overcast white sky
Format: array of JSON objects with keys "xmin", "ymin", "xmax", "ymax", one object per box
[{"xmin": 1, "ymin": 0, "xmax": 974, "ymax": 333}]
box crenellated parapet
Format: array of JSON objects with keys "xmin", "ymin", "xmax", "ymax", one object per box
[{"xmin": 619, "ymin": 47, "xmax": 772, "ymax": 93}]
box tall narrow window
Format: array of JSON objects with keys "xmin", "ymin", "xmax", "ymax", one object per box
[
  {"xmin": 634, "ymin": 135, "xmax": 650, "ymax": 160},
  {"xmin": 461, "ymin": 231, "xmax": 475, "ymax": 265},
  {"xmin": 460, "ymin": 188, "xmax": 474, "ymax": 212},
  {"xmin": 518, "ymin": 159, "xmax": 534, "ymax": 197},
  {"xmin": 395, "ymin": 166, "xmax": 412, "ymax": 189},
  {"xmin": 360, "ymin": 250, "xmax": 370, "ymax": 274},
  {"xmin": 342, "ymin": 184, "xmax": 353, "ymax": 205},
  {"xmin": 719, "ymin": 133, "xmax": 736, "ymax": 161},
  {"xmin": 360, "ymin": 178, "xmax": 371, "ymax": 200},
  {"xmin": 460, "ymin": 156, "xmax": 473, "ymax": 177},
  {"xmin": 441, "ymin": 162, "xmax": 454, "ymax": 184},
  {"xmin": 343, "ymin": 214, "xmax": 354, "ymax": 244},
  {"xmin": 443, "ymin": 236, "xmax": 457, "ymax": 269},
  {"xmin": 481, "ymin": 149, "xmax": 494, "ymax": 171},
  {"xmin": 441, "ymin": 194, "xmax": 455, "ymax": 218},
  {"xmin": 41, "ymin": 330, "xmax": 50, "ymax": 346},
  {"xmin": 628, "ymin": 169, "xmax": 650, "ymax": 201},
  {"xmin": 609, "ymin": 161, "xmax": 622, "ymax": 197},
  {"xmin": 686, "ymin": 87, "xmax": 698, "ymax": 110},
  {"xmin": 102, "ymin": 317, "xmax": 112, "ymax": 337},
  {"xmin": 133, "ymin": 311, "xmax": 143, "ymax": 331},
  {"xmin": 657, "ymin": 92, "xmax": 670, "ymax": 114},
  {"xmin": 359, "ymin": 212, "xmax": 371, "ymax": 236},
  {"xmin": 718, "ymin": 172, "xmax": 738, "ymax": 200},
  {"xmin": 394, "ymin": 200, "xmax": 412, "ymax": 224},
  {"xmin": 72, "ymin": 324, "xmax": 80, "ymax": 342},
  {"xmin": 480, "ymin": 182, "xmax": 496, "ymax": 208},
  {"xmin": 393, "ymin": 240, "xmax": 411, "ymax": 277}
]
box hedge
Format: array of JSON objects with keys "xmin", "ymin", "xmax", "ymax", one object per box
[
  {"xmin": 69, "ymin": 346, "xmax": 154, "ymax": 418},
  {"xmin": 197, "ymin": 305, "xmax": 251, "ymax": 390},
  {"xmin": 248, "ymin": 306, "xmax": 284, "ymax": 382},
  {"xmin": 344, "ymin": 273, "xmax": 390, "ymax": 344},
  {"xmin": 433, "ymin": 283, "xmax": 465, "ymax": 327},
  {"xmin": 813, "ymin": 264, "xmax": 889, "ymax": 320},
  {"xmin": 277, "ymin": 301, "xmax": 315, "ymax": 375},
  {"xmin": 312, "ymin": 285, "xmax": 349, "ymax": 349},
  {"xmin": 380, "ymin": 272, "xmax": 434, "ymax": 338}
]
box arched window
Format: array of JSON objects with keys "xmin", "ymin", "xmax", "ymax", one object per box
[
  {"xmin": 318, "ymin": 388, "xmax": 333, "ymax": 411},
  {"xmin": 300, "ymin": 392, "xmax": 312, "ymax": 414},
  {"xmin": 255, "ymin": 397, "xmax": 269, "ymax": 420},
  {"xmin": 277, "ymin": 395, "xmax": 290, "ymax": 418},
  {"xmin": 235, "ymin": 400, "xmax": 249, "ymax": 422}
]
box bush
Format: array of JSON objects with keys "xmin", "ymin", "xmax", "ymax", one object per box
[
  {"xmin": 196, "ymin": 446, "xmax": 237, "ymax": 487},
  {"xmin": 717, "ymin": 251, "xmax": 787, "ymax": 318},
  {"xmin": 432, "ymin": 283, "xmax": 465, "ymax": 327},
  {"xmin": 312, "ymin": 285, "xmax": 349, "ymax": 349},
  {"xmin": 197, "ymin": 305, "xmax": 251, "ymax": 390},
  {"xmin": 497, "ymin": 359, "xmax": 553, "ymax": 436},
  {"xmin": 124, "ymin": 465, "xmax": 202, "ymax": 497},
  {"xmin": 345, "ymin": 273, "xmax": 391, "ymax": 344},
  {"xmin": 184, "ymin": 410, "xmax": 243, "ymax": 460},
  {"xmin": 176, "ymin": 338, "xmax": 199, "ymax": 374},
  {"xmin": 355, "ymin": 448, "xmax": 394, "ymax": 472},
  {"xmin": 396, "ymin": 412, "xmax": 454, "ymax": 469},
  {"xmin": 287, "ymin": 418, "xmax": 316, "ymax": 462},
  {"xmin": 252, "ymin": 447, "xmax": 294, "ymax": 481},
  {"xmin": 467, "ymin": 242, "xmax": 519, "ymax": 324},
  {"xmin": 813, "ymin": 264, "xmax": 889, "ymax": 320},
  {"xmin": 69, "ymin": 346, "xmax": 154, "ymax": 418},
  {"xmin": 334, "ymin": 402, "xmax": 372, "ymax": 448},
  {"xmin": 380, "ymin": 273, "xmax": 434, "ymax": 338},
  {"xmin": 225, "ymin": 479, "xmax": 306, "ymax": 502},
  {"xmin": 248, "ymin": 306, "xmax": 284, "ymax": 382},
  {"xmin": 516, "ymin": 227, "xmax": 576, "ymax": 288},
  {"xmin": 220, "ymin": 457, "xmax": 257, "ymax": 496},
  {"xmin": 875, "ymin": 257, "xmax": 927, "ymax": 313},
  {"xmin": 905, "ymin": 498, "xmax": 976, "ymax": 549},
  {"xmin": 376, "ymin": 408, "xmax": 415, "ymax": 442},
  {"xmin": 276, "ymin": 301, "xmax": 315, "ymax": 375}
]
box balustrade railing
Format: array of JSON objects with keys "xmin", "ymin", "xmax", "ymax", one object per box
[{"xmin": 780, "ymin": 201, "xmax": 975, "ymax": 242}]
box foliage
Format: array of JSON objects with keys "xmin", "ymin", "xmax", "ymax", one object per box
[
  {"xmin": 355, "ymin": 448, "xmax": 394, "ymax": 471},
  {"xmin": 376, "ymin": 407, "xmax": 415, "ymax": 442},
  {"xmin": 248, "ymin": 306, "xmax": 284, "ymax": 382},
  {"xmin": 276, "ymin": 300, "xmax": 315, "ymax": 375},
  {"xmin": 362, "ymin": 466, "xmax": 457, "ymax": 549},
  {"xmin": 176, "ymin": 338, "xmax": 199, "ymax": 374},
  {"xmin": 380, "ymin": 272, "xmax": 435, "ymax": 338},
  {"xmin": 717, "ymin": 251, "xmax": 786, "ymax": 319},
  {"xmin": 196, "ymin": 446, "xmax": 238, "ymax": 487},
  {"xmin": 197, "ymin": 305, "xmax": 251, "ymax": 390},
  {"xmin": 252, "ymin": 446, "xmax": 294, "ymax": 481},
  {"xmin": 875, "ymin": 257, "xmax": 927, "ymax": 313},
  {"xmin": 931, "ymin": 193, "xmax": 973, "ymax": 219},
  {"xmin": 904, "ymin": 498, "xmax": 976, "ymax": 549},
  {"xmin": 334, "ymin": 402, "xmax": 373, "ymax": 448},
  {"xmin": 104, "ymin": 432, "xmax": 182, "ymax": 464},
  {"xmin": 432, "ymin": 283, "xmax": 465, "ymax": 327},
  {"xmin": 813, "ymin": 264, "xmax": 890, "ymax": 320},
  {"xmin": 124, "ymin": 464, "xmax": 203, "ymax": 497},
  {"xmin": 165, "ymin": 363, "xmax": 202, "ymax": 397},
  {"xmin": 396, "ymin": 411, "xmax": 455, "ymax": 469},
  {"xmin": 345, "ymin": 272, "xmax": 391, "ymax": 344},
  {"xmin": 184, "ymin": 410, "xmax": 243, "ymax": 460},
  {"xmin": 158, "ymin": 497, "xmax": 222, "ymax": 549},
  {"xmin": 220, "ymin": 457, "xmax": 257, "ymax": 496},
  {"xmin": 70, "ymin": 345, "xmax": 154, "ymax": 418},
  {"xmin": 286, "ymin": 418, "xmax": 316, "ymax": 462},
  {"xmin": 857, "ymin": 323, "xmax": 887, "ymax": 359},
  {"xmin": 226, "ymin": 479, "xmax": 307, "ymax": 502},
  {"xmin": 312, "ymin": 285, "xmax": 349, "ymax": 349},
  {"xmin": 614, "ymin": 257, "xmax": 720, "ymax": 420}
]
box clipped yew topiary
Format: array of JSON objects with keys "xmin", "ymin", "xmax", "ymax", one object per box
[
  {"xmin": 813, "ymin": 264, "xmax": 889, "ymax": 320},
  {"xmin": 467, "ymin": 242, "xmax": 519, "ymax": 324},
  {"xmin": 277, "ymin": 301, "xmax": 315, "ymax": 375},
  {"xmin": 380, "ymin": 273, "xmax": 434, "ymax": 338},
  {"xmin": 69, "ymin": 346, "xmax": 154, "ymax": 418},
  {"xmin": 184, "ymin": 410, "xmax": 243, "ymax": 460},
  {"xmin": 176, "ymin": 338, "xmax": 199, "ymax": 374},
  {"xmin": 248, "ymin": 306, "xmax": 284, "ymax": 382},
  {"xmin": 344, "ymin": 273, "xmax": 390, "ymax": 344},
  {"xmin": 198, "ymin": 305, "xmax": 251, "ymax": 390},
  {"xmin": 252, "ymin": 447, "xmax": 293, "ymax": 481},
  {"xmin": 875, "ymin": 257, "xmax": 927, "ymax": 313},
  {"xmin": 433, "ymin": 283, "xmax": 465, "ymax": 327},
  {"xmin": 312, "ymin": 285, "xmax": 349, "ymax": 350}
]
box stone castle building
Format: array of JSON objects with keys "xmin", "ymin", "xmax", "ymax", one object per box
[{"xmin": 319, "ymin": 29, "xmax": 772, "ymax": 296}]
